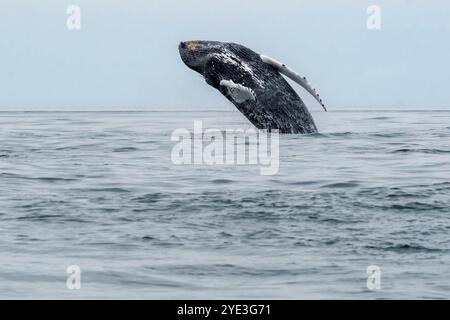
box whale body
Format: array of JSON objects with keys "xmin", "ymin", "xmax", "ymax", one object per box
[{"xmin": 179, "ymin": 41, "xmax": 326, "ymax": 134}]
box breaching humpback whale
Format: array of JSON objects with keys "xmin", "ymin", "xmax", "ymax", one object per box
[{"xmin": 179, "ymin": 41, "xmax": 326, "ymax": 134}]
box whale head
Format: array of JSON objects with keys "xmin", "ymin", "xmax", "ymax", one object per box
[
  {"xmin": 179, "ymin": 41, "xmax": 219, "ymax": 74},
  {"xmin": 178, "ymin": 40, "xmax": 263, "ymax": 90},
  {"xmin": 178, "ymin": 40, "xmax": 256, "ymax": 78}
]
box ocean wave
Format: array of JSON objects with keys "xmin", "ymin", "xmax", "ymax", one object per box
[{"xmin": 392, "ymin": 148, "xmax": 450, "ymax": 154}]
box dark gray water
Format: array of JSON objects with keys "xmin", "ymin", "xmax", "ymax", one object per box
[{"xmin": 1, "ymin": 110, "xmax": 450, "ymax": 299}]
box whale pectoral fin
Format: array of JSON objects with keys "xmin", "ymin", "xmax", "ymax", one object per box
[
  {"xmin": 260, "ymin": 54, "xmax": 327, "ymax": 112},
  {"xmin": 220, "ymin": 80, "xmax": 257, "ymax": 104}
]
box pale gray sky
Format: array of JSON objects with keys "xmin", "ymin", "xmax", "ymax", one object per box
[{"xmin": 0, "ymin": 0, "xmax": 449, "ymax": 110}]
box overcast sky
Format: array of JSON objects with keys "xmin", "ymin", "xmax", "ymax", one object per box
[{"xmin": 0, "ymin": 0, "xmax": 449, "ymax": 110}]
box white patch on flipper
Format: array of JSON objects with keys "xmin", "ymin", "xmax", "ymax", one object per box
[
  {"xmin": 260, "ymin": 54, "xmax": 327, "ymax": 111},
  {"xmin": 220, "ymin": 80, "xmax": 256, "ymax": 103}
]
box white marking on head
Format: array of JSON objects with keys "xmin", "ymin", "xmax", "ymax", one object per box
[{"xmin": 215, "ymin": 49, "xmax": 265, "ymax": 88}]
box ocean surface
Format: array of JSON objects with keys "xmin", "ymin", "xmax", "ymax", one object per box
[{"xmin": 0, "ymin": 109, "xmax": 450, "ymax": 299}]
